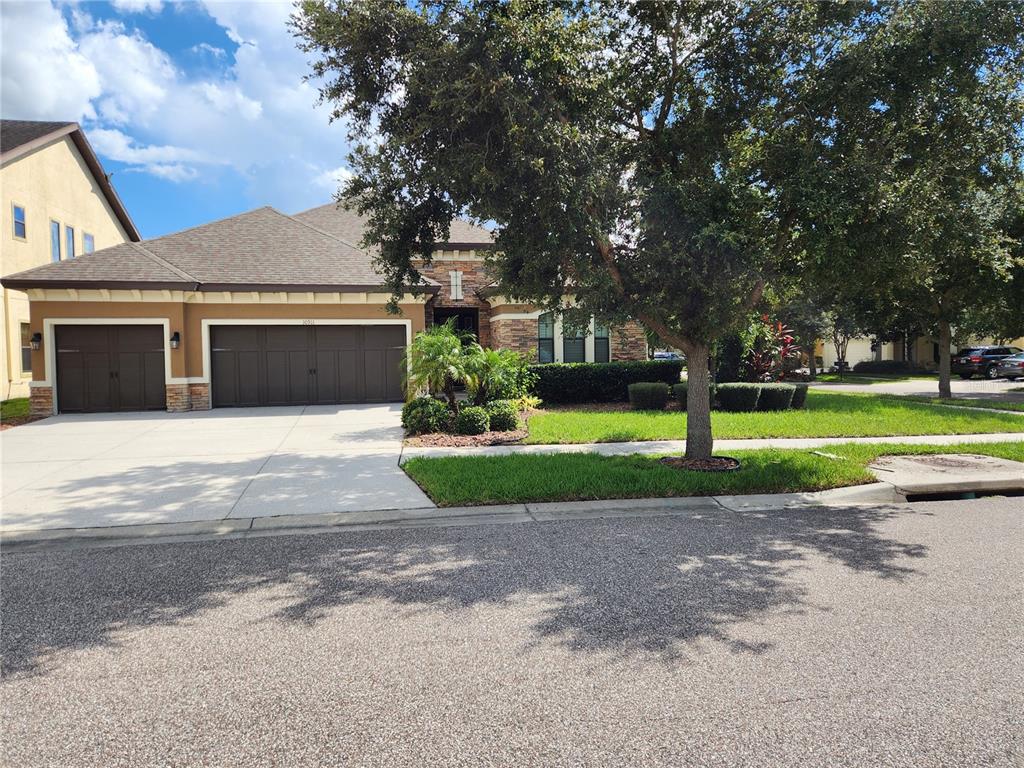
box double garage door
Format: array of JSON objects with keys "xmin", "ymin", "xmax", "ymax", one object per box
[
  {"xmin": 53, "ymin": 323, "xmax": 406, "ymax": 413},
  {"xmin": 211, "ymin": 325, "xmax": 406, "ymax": 407}
]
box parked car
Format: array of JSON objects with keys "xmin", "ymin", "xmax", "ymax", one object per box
[
  {"xmin": 952, "ymin": 346, "xmax": 1024, "ymax": 379},
  {"xmin": 653, "ymin": 351, "xmax": 683, "ymax": 361},
  {"xmin": 993, "ymin": 352, "xmax": 1024, "ymax": 381}
]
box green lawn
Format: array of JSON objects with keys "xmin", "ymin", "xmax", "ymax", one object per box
[
  {"xmin": 525, "ymin": 391, "xmax": 1024, "ymax": 444},
  {"xmin": 1, "ymin": 398, "xmax": 30, "ymax": 420},
  {"xmin": 403, "ymin": 441, "xmax": 1024, "ymax": 506}
]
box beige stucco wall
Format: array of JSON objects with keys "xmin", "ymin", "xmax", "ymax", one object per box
[{"xmin": 1, "ymin": 135, "xmax": 131, "ymax": 399}]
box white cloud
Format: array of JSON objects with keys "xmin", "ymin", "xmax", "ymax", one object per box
[
  {"xmin": 1, "ymin": 1, "xmax": 352, "ymax": 211},
  {"xmin": 313, "ymin": 165, "xmax": 354, "ymax": 194},
  {"xmin": 0, "ymin": 1, "xmax": 100, "ymax": 121},
  {"xmin": 110, "ymin": 0, "xmax": 163, "ymax": 13}
]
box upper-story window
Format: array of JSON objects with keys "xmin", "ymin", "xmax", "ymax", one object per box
[
  {"xmin": 594, "ymin": 322, "xmax": 610, "ymax": 363},
  {"xmin": 83, "ymin": 233, "xmax": 95, "ymax": 254},
  {"xmin": 50, "ymin": 220, "xmax": 61, "ymax": 262},
  {"xmin": 537, "ymin": 312, "xmax": 555, "ymax": 363},
  {"xmin": 12, "ymin": 204, "xmax": 26, "ymax": 240},
  {"xmin": 65, "ymin": 225, "xmax": 76, "ymax": 259},
  {"xmin": 449, "ymin": 270, "xmax": 464, "ymax": 300}
]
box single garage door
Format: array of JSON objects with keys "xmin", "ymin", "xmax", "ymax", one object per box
[
  {"xmin": 55, "ymin": 325, "xmax": 166, "ymax": 413},
  {"xmin": 211, "ymin": 325, "xmax": 405, "ymax": 407}
]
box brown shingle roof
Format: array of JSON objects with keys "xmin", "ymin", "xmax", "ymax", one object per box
[
  {"xmin": 1, "ymin": 206, "xmax": 439, "ymax": 292},
  {"xmin": 293, "ymin": 202, "xmax": 494, "ymax": 251},
  {"xmin": 0, "ymin": 120, "xmax": 141, "ymax": 241}
]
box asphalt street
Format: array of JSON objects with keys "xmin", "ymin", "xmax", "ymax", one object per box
[{"xmin": 2, "ymin": 496, "xmax": 1022, "ymax": 767}]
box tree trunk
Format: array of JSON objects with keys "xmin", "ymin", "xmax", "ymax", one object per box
[
  {"xmin": 937, "ymin": 319, "xmax": 952, "ymax": 399},
  {"xmin": 684, "ymin": 342, "xmax": 713, "ymax": 460},
  {"xmin": 807, "ymin": 345, "xmax": 817, "ymax": 379}
]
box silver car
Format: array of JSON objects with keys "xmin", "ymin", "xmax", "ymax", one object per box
[{"xmin": 994, "ymin": 352, "xmax": 1024, "ymax": 381}]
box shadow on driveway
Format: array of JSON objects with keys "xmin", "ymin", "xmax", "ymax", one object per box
[{"xmin": 1, "ymin": 504, "xmax": 927, "ymax": 677}]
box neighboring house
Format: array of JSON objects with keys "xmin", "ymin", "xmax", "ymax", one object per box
[
  {"xmin": 1, "ymin": 203, "xmax": 647, "ymax": 416},
  {"xmin": 818, "ymin": 334, "xmax": 1024, "ymax": 371},
  {"xmin": 0, "ymin": 120, "xmax": 140, "ymax": 401}
]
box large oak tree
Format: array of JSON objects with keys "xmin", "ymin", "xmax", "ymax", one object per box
[{"xmin": 293, "ymin": 0, "xmax": 1021, "ymax": 457}]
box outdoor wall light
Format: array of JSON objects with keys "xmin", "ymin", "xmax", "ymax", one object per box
[
  {"xmin": 30, "ymin": 332, "xmax": 42, "ymax": 351},
  {"xmin": 170, "ymin": 331, "xmax": 181, "ymax": 350}
]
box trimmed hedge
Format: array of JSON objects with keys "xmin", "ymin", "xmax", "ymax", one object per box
[
  {"xmin": 791, "ymin": 383, "xmax": 809, "ymax": 409},
  {"xmin": 529, "ymin": 360, "xmax": 683, "ymax": 404},
  {"xmin": 851, "ymin": 360, "xmax": 929, "ymax": 374},
  {"xmin": 672, "ymin": 381, "xmax": 717, "ymax": 411},
  {"xmin": 486, "ymin": 399, "xmax": 519, "ymax": 431},
  {"xmin": 628, "ymin": 382, "xmax": 670, "ymax": 410},
  {"xmin": 402, "ymin": 397, "xmax": 450, "ymax": 435},
  {"xmin": 716, "ymin": 383, "xmax": 762, "ymax": 412},
  {"xmin": 757, "ymin": 383, "xmax": 796, "ymax": 411},
  {"xmin": 454, "ymin": 405, "xmax": 491, "ymax": 435}
]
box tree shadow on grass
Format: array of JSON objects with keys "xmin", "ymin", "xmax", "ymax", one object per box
[{"xmin": 1, "ymin": 499, "xmax": 927, "ymax": 678}]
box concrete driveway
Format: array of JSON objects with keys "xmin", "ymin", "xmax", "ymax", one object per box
[
  {"xmin": 0, "ymin": 404, "xmax": 433, "ymax": 531},
  {"xmin": 811, "ymin": 376, "xmax": 1024, "ymax": 402}
]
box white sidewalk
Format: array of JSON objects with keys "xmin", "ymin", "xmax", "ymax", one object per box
[{"xmin": 401, "ymin": 431, "xmax": 1024, "ymax": 462}]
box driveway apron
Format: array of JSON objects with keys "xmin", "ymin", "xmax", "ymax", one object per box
[{"xmin": 0, "ymin": 404, "xmax": 433, "ymax": 531}]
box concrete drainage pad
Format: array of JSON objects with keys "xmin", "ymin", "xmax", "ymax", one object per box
[{"xmin": 869, "ymin": 453, "xmax": 1024, "ymax": 496}]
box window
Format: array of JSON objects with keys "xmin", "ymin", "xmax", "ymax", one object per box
[
  {"xmin": 537, "ymin": 312, "xmax": 555, "ymax": 363},
  {"xmin": 449, "ymin": 270, "xmax": 464, "ymax": 300},
  {"xmin": 83, "ymin": 232, "xmax": 95, "ymax": 253},
  {"xmin": 594, "ymin": 321, "xmax": 610, "ymax": 363},
  {"xmin": 20, "ymin": 324, "xmax": 31, "ymax": 374},
  {"xmin": 12, "ymin": 204, "xmax": 26, "ymax": 239},
  {"xmin": 50, "ymin": 220, "xmax": 61, "ymax": 262},
  {"xmin": 563, "ymin": 323, "xmax": 586, "ymax": 363},
  {"xmin": 65, "ymin": 225, "xmax": 76, "ymax": 259}
]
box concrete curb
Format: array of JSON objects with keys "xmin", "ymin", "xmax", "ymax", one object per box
[{"xmin": 0, "ymin": 483, "xmax": 905, "ymax": 553}]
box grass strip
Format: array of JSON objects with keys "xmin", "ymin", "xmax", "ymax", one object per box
[
  {"xmin": 524, "ymin": 391, "xmax": 1024, "ymax": 444},
  {"xmin": 403, "ymin": 441, "xmax": 1024, "ymax": 507}
]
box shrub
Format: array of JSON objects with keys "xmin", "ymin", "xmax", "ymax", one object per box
[
  {"xmin": 529, "ymin": 360, "xmax": 683, "ymax": 403},
  {"xmin": 628, "ymin": 382, "xmax": 670, "ymax": 410},
  {"xmin": 405, "ymin": 320, "xmax": 468, "ymax": 410},
  {"xmin": 716, "ymin": 383, "xmax": 762, "ymax": 412},
  {"xmin": 402, "ymin": 397, "xmax": 450, "ymax": 434},
  {"xmin": 791, "ymin": 383, "xmax": 809, "ymax": 409},
  {"xmin": 465, "ymin": 347, "xmax": 537, "ymax": 405},
  {"xmin": 851, "ymin": 360, "xmax": 929, "ymax": 374},
  {"xmin": 454, "ymin": 405, "xmax": 491, "ymax": 435},
  {"xmin": 672, "ymin": 381, "xmax": 717, "ymax": 411},
  {"xmin": 757, "ymin": 383, "xmax": 796, "ymax": 411},
  {"xmin": 485, "ymin": 399, "xmax": 519, "ymax": 431}
]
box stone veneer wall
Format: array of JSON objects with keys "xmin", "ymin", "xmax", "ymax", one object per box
[
  {"xmin": 610, "ymin": 320, "xmax": 648, "ymax": 361},
  {"xmin": 417, "ymin": 258, "xmax": 494, "ymax": 347},
  {"xmin": 490, "ymin": 318, "xmax": 538, "ymax": 360},
  {"xmin": 166, "ymin": 383, "xmax": 212, "ymax": 412},
  {"xmin": 29, "ymin": 385, "xmax": 53, "ymax": 416}
]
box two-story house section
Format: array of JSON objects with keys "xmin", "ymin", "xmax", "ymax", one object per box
[{"xmin": 0, "ymin": 120, "xmax": 140, "ymax": 400}]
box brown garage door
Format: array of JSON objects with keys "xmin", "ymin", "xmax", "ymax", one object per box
[
  {"xmin": 55, "ymin": 325, "xmax": 166, "ymax": 413},
  {"xmin": 210, "ymin": 325, "xmax": 405, "ymax": 407}
]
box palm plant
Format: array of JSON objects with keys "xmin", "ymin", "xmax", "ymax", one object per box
[{"xmin": 404, "ymin": 320, "xmax": 467, "ymax": 411}]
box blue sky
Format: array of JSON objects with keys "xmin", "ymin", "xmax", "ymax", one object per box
[{"xmin": 1, "ymin": 1, "xmax": 353, "ymax": 238}]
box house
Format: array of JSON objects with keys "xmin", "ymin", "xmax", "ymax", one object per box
[
  {"xmin": 0, "ymin": 120, "xmax": 140, "ymax": 401},
  {"xmin": 1, "ymin": 203, "xmax": 648, "ymax": 415}
]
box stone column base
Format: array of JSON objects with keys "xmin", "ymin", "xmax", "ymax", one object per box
[
  {"xmin": 29, "ymin": 385, "xmax": 54, "ymax": 416},
  {"xmin": 165, "ymin": 383, "xmax": 212, "ymax": 412}
]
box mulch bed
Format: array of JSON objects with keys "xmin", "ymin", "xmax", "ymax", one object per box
[
  {"xmin": 659, "ymin": 456, "xmax": 741, "ymax": 472},
  {"xmin": 405, "ymin": 428, "xmax": 529, "ymax": 447},
  {"xmin": 0, "ymin": 415, "xmax": 47, "ymax": 431}
]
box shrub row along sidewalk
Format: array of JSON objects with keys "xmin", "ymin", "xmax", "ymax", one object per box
[{"xmin": 402, "ymin": 441, "xmax": 1024, "ymax": 507}]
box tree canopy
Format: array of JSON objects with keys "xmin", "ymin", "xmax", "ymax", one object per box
[{"xmin": 294, "ymin": 0, "xmax": 1024, "ymax": 456}]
